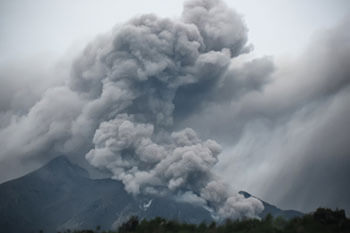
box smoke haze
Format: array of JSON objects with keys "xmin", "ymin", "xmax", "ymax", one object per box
[{"xmin": 0, "ymin": 0, "xmax": 349, "ymax": 216}]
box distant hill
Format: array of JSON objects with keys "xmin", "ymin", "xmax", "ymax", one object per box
[
  {"xmin": 0, "ymin": 156, "xmax": 303, "ymax": 233},
  {"xmin": 238, "ymin": 191, "xmax": 303, "ymax": 220}
]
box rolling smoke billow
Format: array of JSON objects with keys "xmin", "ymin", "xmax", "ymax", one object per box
[
  {"xmin": 82, "ymin": 0, "xmax": 264, "ymax": 219},
  {"xmin": 0, "ymin": 0, "xmax": 265, "ymax": 219}
]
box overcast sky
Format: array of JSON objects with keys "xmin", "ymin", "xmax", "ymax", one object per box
[
  {"xmin": 0, "ymin": 0, "xmax": 349, "ymax": 216},
  {"xmin": 1, "ymin": 0, "xmax": 349, "ymax": 62}
]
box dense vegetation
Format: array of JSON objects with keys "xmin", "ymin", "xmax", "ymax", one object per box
[{"xmin": 57, "ymin": 208, "xmax": 350, "ymax": 233}]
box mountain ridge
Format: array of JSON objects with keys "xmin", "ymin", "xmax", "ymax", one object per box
[
  {"xmin": 238, "ymin": 191, "xmax": 303, "ymax": 219},
  {"xmin": 0, "ymin": 156, "xmax": 303, "ymax": 233}
]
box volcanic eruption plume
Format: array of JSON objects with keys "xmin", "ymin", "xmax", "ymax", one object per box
[
  {"xmin": 0, "ymin": 0, "xmax": 266, "ymax": 219},
  {"xmin": 80, "ymin": 0, "xmax": 263, "ymax": 219}
]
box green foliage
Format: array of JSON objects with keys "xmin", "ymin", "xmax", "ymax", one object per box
[{"xmin": 58, "ymin": 208, "xmax": 350, "ymax": 233}]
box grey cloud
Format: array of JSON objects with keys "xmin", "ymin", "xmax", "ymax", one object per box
[
  {"xmin": 1, "ymin": 0, "xmax": 348, "ymax": 218},
  {"xmin": 0, "ymin": 86, "xmax": 83, "ymax": 181},
  {"xmin": 178, "ymin": 17, "xmax": 350, "ymax": 144},
  {"xmin": 79, "ymin": 0, "xmax": 263, "ymax": 218},
  {"xmin": 0, "ymin": 58, "xmax": 66, "ymax": 121},
  {"xmin": 0, "ymin": 54, "xmax": 76, "ymax": 181},
  {"xmin": 212, "ymin": 16, "xmax": 350, "ymax": 213},
  {"xmin": 86, "ymin": 116, "xmax": 263, "ymax": 218},
  {"xmin": 0, "ymin": 0, "xmax": 265, "ymax": 220},
  {"xmin": 270, "ymin": 88, "xmax": 350, "ymax": 213},
  {"xmin": 174, "ymin": 56, "xmax": 274, "ymax": 142},
  {"xmin": 0, "ymin": 87, "xmax": 83, "ymax": 160},
  {"xmin": 182, "ymin": 0, "xmax": 248, "ymax": 55}
]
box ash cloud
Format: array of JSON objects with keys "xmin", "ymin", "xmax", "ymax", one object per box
[
  {"xmin": 79, "ymin": 0, "xmax": 265, "ymax": 218},
  {"xmin": 258, "ymin": 17, "xmax": 350, "ymax": 213},
  {"xmin": 1, "ymin": 0, "xmax": 348, "ymax": 217},
  {"xmin": 0, "ymin": 0, "xmax": 268, "ymax": 219},
  {"xmin": 210, "ymin": 16, "xmax": 350, "ymax": 213}
]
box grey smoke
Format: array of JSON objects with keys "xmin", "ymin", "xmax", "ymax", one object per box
[
  {"xmin": 0, "ymin": 0, "xmax": 266, "ymax": 219},
  {"xmin": 209, "ymin": 16, "xmax": 350, "ymax": 213},
  {"xmin": 1, "ymin": 0, "xmax": 349, "ymax": 217},
  {"xmin": 182, "ymin": 0, "xmax": 249, "ymax": 54},
  {"xmin": 80, "ymin": 0, "xmax": 265, "ymax": 218}
]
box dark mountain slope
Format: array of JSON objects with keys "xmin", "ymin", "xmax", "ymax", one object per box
[
  {"xmin": 239, "ymin": 191, "xmax": 303, "ymax": 219},
  {"xmin": 0, "ymin": 156, "xmax": 212, "ymax": 233},
  {"xmin": 0, "ymin": 156, "xmax": 302, "ymax": 233}
]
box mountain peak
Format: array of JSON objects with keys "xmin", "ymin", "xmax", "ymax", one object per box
[
  {"xmin": 36, "ymin": 155, "xmax": 89, "ymax": 179},
  {"xmin": 46, "ymin": 155, "xmax": 72, "ymax": 167},
  {"xmin": 239, "ymin": 190, "xmax": 303, "ymax": 219}
]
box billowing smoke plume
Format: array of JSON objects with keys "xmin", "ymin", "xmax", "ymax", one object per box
[
  {"xmin": 1, "ymin": 0, "xmax": 349, "ymax": 216},
  {"xmin": 78, "ymin": 0, "xmax": 263, "ymax": 218},
  {"xmin": 0, "ymin": 0, "xmax": 266, "ymax": 219}
]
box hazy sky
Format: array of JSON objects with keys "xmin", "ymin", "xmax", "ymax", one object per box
[
  {"xmin": 1, "ymin": 0, "xmax": 349, "ymax": 63},
  {"xmin": 0, "ymin": 0, "xmax": 350, "ymax": 216}
]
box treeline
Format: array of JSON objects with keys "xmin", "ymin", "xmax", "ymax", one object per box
[{"xmin": 58, "ymin": 208, "xmax": 350, "ymax": 233}]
